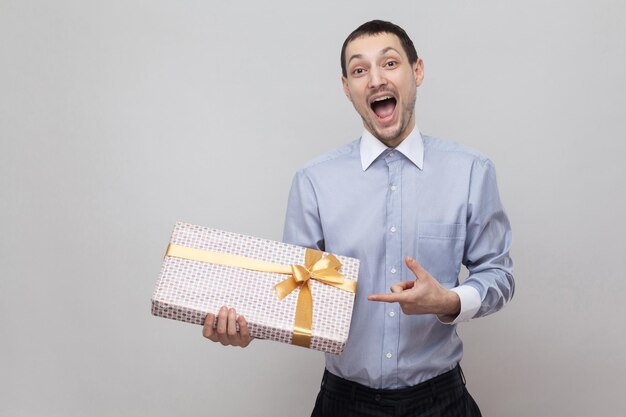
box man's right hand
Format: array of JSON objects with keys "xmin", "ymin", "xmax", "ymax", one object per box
[{"xmin": 202, "ymin": 306, "xmax": 253, "ymax": 347}]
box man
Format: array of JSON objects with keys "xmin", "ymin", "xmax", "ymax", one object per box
[{"xmin": 203, "ymin": 20, "xmax": 514, "ymax": 417}]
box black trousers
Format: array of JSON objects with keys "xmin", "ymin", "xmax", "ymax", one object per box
[{"xmin": 311, "ymin": 365, "xmax": 482, "ymax": 417}]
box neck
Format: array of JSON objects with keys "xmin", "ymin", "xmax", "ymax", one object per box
[
  {"xmin": 368, "ymin": 116, "xmax": 415, "ymax": 148},
  {"xmin": 377, "ymin": 131, "xmax": 410, "ymax": 148}
]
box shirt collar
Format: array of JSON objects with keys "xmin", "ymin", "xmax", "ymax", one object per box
[{"xmin": 359, "ymin": 125, "xmax": 424, "ymax": 171}]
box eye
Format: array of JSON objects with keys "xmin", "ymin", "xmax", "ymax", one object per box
[
  {"xmin": 385, "ymin": 60, "xmax": 398, "ymax": 68},
  {"xmin": 352, "ymin": 67, "xmax": 366, "ymax": 76}
]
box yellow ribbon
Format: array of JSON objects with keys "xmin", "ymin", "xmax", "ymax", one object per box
[{"xmin": 165, "ymin": 243, "xmax": 357, "ymax": 348}]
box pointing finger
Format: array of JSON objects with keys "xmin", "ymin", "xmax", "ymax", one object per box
[{"xmin": 368, "ymin": 292, "xmax": 405, "ymax": 303}]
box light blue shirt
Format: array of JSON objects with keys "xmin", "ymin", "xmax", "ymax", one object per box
[{"xmin": 283, "ymin": 127, "xmax": 514, "ymax": 389}]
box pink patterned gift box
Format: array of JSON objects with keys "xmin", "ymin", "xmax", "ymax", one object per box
[{"xmin": 151, "ymin": 222, "xmax": 359, "ymax": 354}]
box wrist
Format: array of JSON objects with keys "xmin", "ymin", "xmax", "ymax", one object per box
[{"xmin": 439, "ymin": 289, "xmax": 461, "ymax": 317}]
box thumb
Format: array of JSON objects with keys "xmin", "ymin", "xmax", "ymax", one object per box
[{"xmin": 405, "ymin": 256, "xmax": 426, "ymax": 279}]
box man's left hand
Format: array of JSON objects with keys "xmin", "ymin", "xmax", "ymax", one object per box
[{"xmin": 368, "ymin": 257, "xmax": 461, "ymax": 320}]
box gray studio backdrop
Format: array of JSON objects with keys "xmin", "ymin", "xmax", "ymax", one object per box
[{"xmin": 2, "ymin": 1, "xmax": 625, "ymax": 416}]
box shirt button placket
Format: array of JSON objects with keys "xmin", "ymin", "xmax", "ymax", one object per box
[{"xmin": 383, "ymin": 153, "xmax": 402, "ymax": 388}]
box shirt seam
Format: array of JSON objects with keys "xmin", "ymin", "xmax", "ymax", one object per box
[{"xmin": 299, "ymin": 140, "xmax": 359, "ymax": 172}]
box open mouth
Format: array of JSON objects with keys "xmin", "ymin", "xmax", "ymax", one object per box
[{"xmin": 370, "ymin": 95, "xmax": 397, "ymax": 119}]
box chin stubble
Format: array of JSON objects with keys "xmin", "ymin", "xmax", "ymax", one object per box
[{"xmin": 360, "ymin": 85, "xmax": 416, "ymax": 141}]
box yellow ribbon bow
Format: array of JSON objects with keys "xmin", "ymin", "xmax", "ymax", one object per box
[
  {"xmin": 273, "ymin": 248, "xmax": 357, "ymax": 347},
  {"xmin": 165, "ymin": 244, "xmax": 357, "ymax": 348}
]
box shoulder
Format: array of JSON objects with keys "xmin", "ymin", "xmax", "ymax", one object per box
[
  {"xmin": 423, "ymin": 135, "xmax": 493, "ymax": 168},
  {"xmin": 296, "ymin": 139, "xmax": 360, "ymax": 177}
]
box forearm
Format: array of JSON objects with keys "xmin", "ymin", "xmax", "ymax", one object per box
[{"xmin": 463, "ymin": 268, "xmax": 515, "ymax": 318}]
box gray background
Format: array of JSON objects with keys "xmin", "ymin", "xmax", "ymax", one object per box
[{"xmin": 1, "ymin": 0, "xmax": 625, "ymax": 416}]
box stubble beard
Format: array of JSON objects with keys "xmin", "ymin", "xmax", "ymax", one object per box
[{"xmin": 361, "ymin": 89, "xmax": 417, "ymax": 145}]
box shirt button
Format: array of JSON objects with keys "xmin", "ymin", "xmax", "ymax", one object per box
[
  {"xmin": 389, "ymin": 151, "xmax": 395, "ymax": 157},
  {"xmin": 390, "ymin": 226, "xmax": 397, "ymax": 233},
  {"xmin": 389, "ymin": 311, "xmax": 395, "ymax": 317},
  {"xmin": 390, "ymin": 185, "xmax": 397, "ymax": 191},
  {"xmin": 390, "ymin": 267, "xmax": 396, "ymax": 274},
  {"xmin": 386, "ymin": 352, "xmax": 393, "ymax": 359}
]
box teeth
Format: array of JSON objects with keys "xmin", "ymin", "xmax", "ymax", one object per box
[{"xmin": 373, "ymin": 96, "xmax": 393, "ymax": 102}]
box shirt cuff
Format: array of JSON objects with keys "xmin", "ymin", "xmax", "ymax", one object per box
[{"xmin": 437, "ymin": 285, "xmax": 481, "ymax": 324}]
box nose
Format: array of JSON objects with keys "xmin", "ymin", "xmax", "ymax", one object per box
[{"xmin": 368, "ymin": 67, "xmax": 387, "ymax": 89}]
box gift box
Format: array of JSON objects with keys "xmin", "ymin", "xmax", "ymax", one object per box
[{"xmin": 151, "ymin": 222, "xmax": 359, "ymax": 354}]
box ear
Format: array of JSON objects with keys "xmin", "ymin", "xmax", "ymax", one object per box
[
  {"xmin": 341, "ymin": 76, "xmax": 352, "ymax": 102},
  {"xmin": 414, "ymin": 58, "xmax": 424, "ymax": 87}
]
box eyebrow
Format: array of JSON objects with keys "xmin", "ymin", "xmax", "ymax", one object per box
[{"xmin": 347, "ymin": 47, "xmax": 402, "ymax": 66}]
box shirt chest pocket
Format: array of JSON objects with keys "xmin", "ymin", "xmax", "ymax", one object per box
[{"xmin": 416, "ymin": 223, "xmax": 466, "ymax": 284}]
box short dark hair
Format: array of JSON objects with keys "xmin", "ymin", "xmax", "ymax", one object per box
[{"xmin": 340, "ymin": 20, "xmax": 419, "ymax": 78}]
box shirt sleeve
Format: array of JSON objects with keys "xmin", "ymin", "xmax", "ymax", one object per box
[
  {"xmin": 447, "ymin": 158, "xmax": 515, "ymax": 323},
  {"xmin": 282, "ymin": 169, "xmax": 325, "ymax": 251}
]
